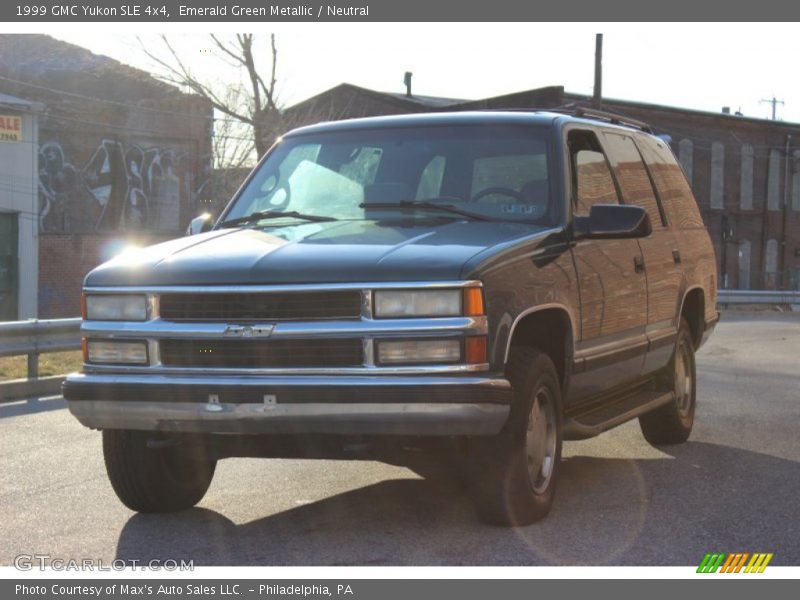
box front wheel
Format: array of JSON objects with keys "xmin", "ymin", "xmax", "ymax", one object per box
[
  {"xmin": 469, "ymin": 347, "xmax": 563, "ymax": 526},
  {"xmin": 639, "ymin": 317, "xmax": 697, "ymax": 445},
  {"xmin": 103, "ymin": 430, "xmax": 217, "ymax": 513}
]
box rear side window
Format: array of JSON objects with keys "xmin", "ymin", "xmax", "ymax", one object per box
[
  {"xmin": 636, "ymin": 135, "xmax": 705, "ymax": 230},
  {"xmin": 603, "ymin": 132, "xmax": 666, "ymax": 227},
  {"xmin": 567, "ymin": 129, "xmax": 619, "ymax": 215}
]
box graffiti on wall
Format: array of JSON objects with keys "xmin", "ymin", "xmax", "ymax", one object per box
[{"xmin": 38, "ymin": 139, "xmax": 198, "ymax": 233}]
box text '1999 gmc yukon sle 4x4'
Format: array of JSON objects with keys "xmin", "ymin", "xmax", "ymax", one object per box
[{"xmin": 64, "ymin": 109, "xmax": 718, "ymax": 526}]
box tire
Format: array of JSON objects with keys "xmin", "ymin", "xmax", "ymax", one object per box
[
  {"xmin": 103, "ymin": 430, "xmax": 217, "ymax": 513},
  {"xmin": 639, "ymin": 317, "xmax": 696, "ymax": 445},
  {"xmin": 469, "ymin": 347, "xmax": 563, "ymax": 526}
]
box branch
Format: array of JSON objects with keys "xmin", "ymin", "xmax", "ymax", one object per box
[
  {"xmin": 264, "ymin": 33, "xmax": 279, "ymax": 111},
  {"xmin": 239, "ymin": 34, "xmax": 263, "ymax": 115},
  {"xmin": 210, "ymin": 34, "xmax": 247, "ymax": 67},
  {"xmin": 140, "ymin": 35, "xmax": 254, "ymax": 124}
]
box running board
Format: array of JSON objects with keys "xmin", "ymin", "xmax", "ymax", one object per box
[{"xmin": 563, "ymin": 390, "xmax": 674, "ymax": 440}]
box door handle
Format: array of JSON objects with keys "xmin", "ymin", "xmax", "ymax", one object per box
[
  {"xmin": 672, "ymin": 249, "xmax": 682, "ymax": 264},
  {"xmin": 634, "ymin": 255, "xmax": 645, "ymax": 273}
]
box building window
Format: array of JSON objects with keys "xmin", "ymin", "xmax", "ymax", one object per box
[
  {"xmin": 710, "ymin": 141, "xmax": 724, "ymax": 209},
  {"xmin": 740, "ymin": 144, "xmax": 754, "ymax": 210},
  {"xmin": 678, "ymin": 139, "xmax": 693, "ymax": 186},
  {"xmin": 738, "ymin": 240, "xmax": 751, "ymax": 290},
  {"xmin": 767, "ymin": 150, "xmax": 781, "ymax": 212},
  {"xmin": 765, "ymin": 238, "xmax": 779, "ymax": 289},
  {"xmin": 792, "ymin": 150, "xmax": 800, "ymax": 212}
]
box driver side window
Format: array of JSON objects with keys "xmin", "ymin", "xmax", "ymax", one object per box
[{"xmin": 568, "ymin": 129, "xmax": 620, "ymax": 215}]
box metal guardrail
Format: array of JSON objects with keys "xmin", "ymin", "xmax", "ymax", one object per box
[
  {"xmin": 0, "ymin": 318, "xmax": 81, "ymax": 403},
  {"xmin": 717, "ymin": 290, "xmax": 800, "ymax": 304}
]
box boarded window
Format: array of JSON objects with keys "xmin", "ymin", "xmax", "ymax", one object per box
[
  {"xmin": 793, "ymin": 150, "xmax": 800, "ymax": 212},
  {"xmin": 738, "ymin": 240, "xmax": 751, "ymax": 290},
  {"xmin": 740, "ymin": 144, "xmax": 754, "ymax": 211},
  {"xmin": 765, "ymin": 238, "xmax": 779, "ymax": 289},
  {"xmin": 710, "ymin": 142, "xmax": 724, "ymax": 210},
  {"xmin": 604, "ymin": 132, "xmax": 665, "ymax": 227},
  {"xmin": 767, "ymin": 150, "xmax": 781, "ymax": 212}
]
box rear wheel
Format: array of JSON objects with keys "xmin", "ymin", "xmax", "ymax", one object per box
[
  {"xmin": 469, "ymin": 347, "xmax": 562, "ymax": 526},
  {"xmin": 103, "ymin": 430, "xmax": 217, "ymax": 512},
  {"xmin": 639, "ymin": 317, "xmax": 696, "ymax": 445}
]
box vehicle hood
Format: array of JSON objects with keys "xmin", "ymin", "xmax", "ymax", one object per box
[{"xmin": 85, "ymin": 219, "xmax": 557, "ymax": 286}]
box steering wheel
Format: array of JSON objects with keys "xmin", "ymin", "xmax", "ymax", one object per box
[{"xmin": 471, "ymin": 186, "xmax": 525, "ymax": 203}]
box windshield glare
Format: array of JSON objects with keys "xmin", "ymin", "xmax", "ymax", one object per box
[{"xmin": 224, "ymin": 125, "xmax": 554, "ymax": 225}]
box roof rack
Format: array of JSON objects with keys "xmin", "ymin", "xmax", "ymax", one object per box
[
  {"xmin": 470, "ymin": 105, "xmax": 654, "ymax": 134},
  {"xmin": 549, "ymin": 104, "xmax": 653, "ymax": 133}
]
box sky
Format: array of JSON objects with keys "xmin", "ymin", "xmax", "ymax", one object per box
[{"xmin": 33, "ymin": 23, "xmax": 800, "ymax": 124}]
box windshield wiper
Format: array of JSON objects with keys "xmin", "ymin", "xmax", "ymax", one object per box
[
  {"xmin": 219, "ymin": 210, "xmax": 337, "ymax": 228},
  {"xmin": 358, "ymin": 200, "xmax": 491, "ymax": 222}
]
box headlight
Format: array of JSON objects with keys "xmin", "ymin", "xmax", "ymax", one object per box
[
  {"xmin": 374, "ymin": 289, "xmax": 466, "ymax": 318},
  {"xmin": 85, "ymin": 340, "xmax": 148, "ymax": 365},
  {"xmin": 84, "ymin": 295, "xmax": 147, "ymax": 321},
  {"xmin": 377, "ymin": 339, "xmax": 462, "ymax": 365}
]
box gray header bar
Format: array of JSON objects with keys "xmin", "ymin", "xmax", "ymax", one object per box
[
  {"xmin": 3, "ymin": 1, "xmax": 800, "ymax": 22},
  {"xmin": 4, "ymin": 579, "xmax": 796, "ymax": 600}
]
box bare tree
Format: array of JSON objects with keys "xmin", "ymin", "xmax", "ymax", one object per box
[{"xmin": 141, "ymin": 34, "xmax": 281, "ymax": 159}]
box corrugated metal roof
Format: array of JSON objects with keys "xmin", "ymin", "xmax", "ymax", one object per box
[
  {"xmin": 381, "ymin": 92, "xmax": 467, "ymax": 108},
  {"xmin": 0, "ymin": 91, "xmax": 44, "ymax": 112}
]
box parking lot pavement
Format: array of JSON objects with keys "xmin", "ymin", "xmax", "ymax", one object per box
[{"xmin": 1, "ymin": 311, "xmax": 798, "ymax": 566}]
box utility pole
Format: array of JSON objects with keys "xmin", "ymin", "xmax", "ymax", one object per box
[
  {"xmin": 760, "ymin": 95, "xmax": 785, "ymax": 120},
  {"xmin": 593, "ymin": 34, "xmax": 603, "ymax": 109}
]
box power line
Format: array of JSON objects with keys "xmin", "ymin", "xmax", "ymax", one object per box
[
  {"xmin": 0, "ymin": 74, "xmax": 214, "ymax": 121},
  {"xmin": 0, "ymin": 74, "xmax": 264, "ymax": 127},
  {"xmin": 41, "ymin": 110, "xmax": 256, "ymax": 143}
]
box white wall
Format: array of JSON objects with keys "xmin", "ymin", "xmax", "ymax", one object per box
[{"xmin": 0, "ymin": 107, "xmax": 39, "ymax": 319}]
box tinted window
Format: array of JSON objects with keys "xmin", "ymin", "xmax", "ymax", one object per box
[
  {"xmin": 471, "ymin": 153, "xmax": 548, "ymax": 218},
  {"xmin": 603, "ymin": 132, "xmax": 665, "ymax": 227},
  {"xmin": 416, "ymin": 155, "xmax": 445, "ymax": 199},
  {"xmin": 637, "ymin": 135, "xmax": 705, "ymax": 230},
  {"xmin": 227, "ymin": 125, "xmax": 554, "ymax": 224},
  {"xmin": 568, "ymin": 130, "xmax": 619, "ymax": 215}
]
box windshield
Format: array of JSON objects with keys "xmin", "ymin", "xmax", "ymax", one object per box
[{"xmin": 223, "ymin": 124, "xmax": 554, "ymax": 225}]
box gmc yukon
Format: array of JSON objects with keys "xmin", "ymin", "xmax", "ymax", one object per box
[{"xmin": 65, "ymin": 109, "xmax": 718, "ymax": 525}]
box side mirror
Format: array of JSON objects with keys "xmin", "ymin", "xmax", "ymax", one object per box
[
  {"xmin": 187, "ymin": 213, "xmax": 213, "ymax": 236},
  {"xmin": 573, "ymin": 204, "xmax": 651, "ymax": 240}
]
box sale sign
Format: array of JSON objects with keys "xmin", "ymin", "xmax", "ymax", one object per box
[{"xmin": 0, "ymin": 114, "xmax": 22, "ymax": 142}]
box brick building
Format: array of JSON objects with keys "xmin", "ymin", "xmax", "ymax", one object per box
[
  {"xmin": 0, "ymin": 35, "xmax": 213, "ymax": 317},
  {"xmin": 284, "ymin": 84, "xmax": 800, "ymax": 291}
]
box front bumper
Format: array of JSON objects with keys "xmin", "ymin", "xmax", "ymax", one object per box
[{"xmin": 64, "ymin": 373, "xmax": 512, "ymax": 436}]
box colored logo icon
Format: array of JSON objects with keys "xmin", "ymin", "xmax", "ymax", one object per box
[{"xmin": 697, "ymin": 553, "xmax": 773, "ymax": 573}]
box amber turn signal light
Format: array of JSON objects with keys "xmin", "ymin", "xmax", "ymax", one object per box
[
  {"xmin": 465, "ymin": 336, "xmax": 488, "ymax": 364},
  {"xmin": 463, "ymin": 287, "xmax": 485, "ymax": 316}
]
